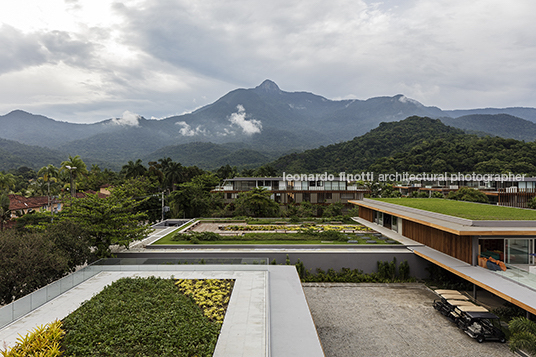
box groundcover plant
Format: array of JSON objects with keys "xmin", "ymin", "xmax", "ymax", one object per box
[{"xmin": 2, "ymin": 277, "xmax": 234, "ymax": 357}]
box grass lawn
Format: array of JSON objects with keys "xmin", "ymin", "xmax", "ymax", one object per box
[{"xmin": 373, "ymin": 198, "xmax": 536, "ymax": 220}]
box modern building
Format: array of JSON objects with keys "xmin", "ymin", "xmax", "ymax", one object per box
[
  {"xmin": 351, "ymin": 198, "xmax": 536, "ymax": 316},
  {"xmin": 212, "ymin": 177, "xmax": 368, "ymax": 209},
  {"xmin": 395, "ymin": 177, "xmax": 536, "ymax": 208}
]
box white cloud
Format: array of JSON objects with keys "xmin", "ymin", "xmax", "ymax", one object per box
[
  {"xmin": 176, "ymin": 121, "xmax": 207, "ymax": 136},
  {"xmin": 228, "ymin": 105, "xmax": 262, "ymax": 135},
  {"xmin": 1, "ymin": 0, "xmax": 536, "ymax": 121},
  {"xmin": 111, "ymin": 110, "xmax": 140, "ymax": 126}
]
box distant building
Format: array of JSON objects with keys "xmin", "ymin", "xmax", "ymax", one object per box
[
  {"xmin": 212, "ymin": 177, "xmax": 368, "ymax": 210},
  {"xmin": 395, "ymin": 176, "xmax": 536, "ymax": 208}
]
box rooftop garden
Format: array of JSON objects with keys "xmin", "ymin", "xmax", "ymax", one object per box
[{"xmin": 372, "ymin": 198, "xmax": 536, "ymax": 221}]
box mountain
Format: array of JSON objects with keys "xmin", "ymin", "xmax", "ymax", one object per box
[
  {"xmin": 270, "ymin": 116, "xmax": 465, "ymax": 174},
  {"xmin": 2, "ymin": 80, "xmax": 536, "ymax": 171},
  {"xmin": 440, "ymin": 114, "xmax": 536, "ymax": 142},
  {"xmin": 0, "ymin": 110, "xmax": 112, "ymax": 148},
  {"xmin": 0, "ymin": 137, "xmax": 65, "ymax": 170},
  {"xmin": 272, "ymin": 116, "xmax": 536, "ymax": 176},
  {"xmin": 443, "ymin": 107, "xmax": 536, "ymax": 122}
]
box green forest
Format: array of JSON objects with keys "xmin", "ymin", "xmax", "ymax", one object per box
[{"xmin": 271, "ymin": 116, "xmax": 536, "ymax": 176}]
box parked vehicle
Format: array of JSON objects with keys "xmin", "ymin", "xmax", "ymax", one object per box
[
  {"xmin": 433, "ymin": 290, "xmax": 506, "ymax": 343},
  {"xmin": 456, "ymin": 310, "xmax": 506, "ymax": 343}
]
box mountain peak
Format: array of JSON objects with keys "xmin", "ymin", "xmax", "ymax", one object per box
[{"xmin": 255, "ymin": 79, "xmax": 281, "ymax": 93}]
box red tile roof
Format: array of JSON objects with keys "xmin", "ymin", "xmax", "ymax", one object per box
[{"xmin": 8, "ymin": 195, "xmax": 52, "ymax": 211}]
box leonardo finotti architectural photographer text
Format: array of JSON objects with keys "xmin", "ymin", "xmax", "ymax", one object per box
[{"xmin": 282, "ymin": 172, "xmax": 526, "ymax": 182}]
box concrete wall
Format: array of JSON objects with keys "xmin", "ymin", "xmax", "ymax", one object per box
[{"xmin": 116, "ymin": 250, "xmax": 432, "ymax": 279}]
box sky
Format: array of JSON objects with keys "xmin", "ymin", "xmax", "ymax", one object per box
[{"xmin": 1, "ymin": 0, "xmax": 535, "ymax": 123}]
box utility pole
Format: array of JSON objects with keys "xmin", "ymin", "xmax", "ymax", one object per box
[{"xmin": 161, "ymin": 191, "xmax": 165, "ymax": 221}]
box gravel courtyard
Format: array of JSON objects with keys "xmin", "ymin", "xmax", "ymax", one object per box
[{"xmin": 303, "ymin": 283, "xmax": 516, "ymax": 357}]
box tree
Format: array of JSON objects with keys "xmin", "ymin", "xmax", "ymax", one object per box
[
  {"xmin": 0, "ymin": 230, "xmax": 69, "ymax": 304},
  {"xmin": 254, "ymin": 165, "xmax": 277, "ymax": 177},
  {"xmin": 168, "ymin": 174, "xmax": 221, "ymax": 218},
  {"xmin": 0, "ymin": 192, "xmax": 11, "ymax": 231},
  {"xmin": 509, "ymin": 317, "xmax": 536, "ymax": 356},
  {"xmin": 62, "ymin": 191, "xmax": 151, "ymax": 258},
  {"xmin": 0, "ymin": 172, "xmax": 16, "ymax": 192},
  {"xmin": 231, "ymin": 187, "xmax": 280, "ymax": 217},
  {"xmin": 38, "ymin": 164, "xmax": 59, "ymax": 212},
  {"xmin": 216, "ymin": 164, "xmax": 238, "ymax": 180},
  {"xmin": 528, "ymin": 197, "xmax": 536, "ymax": 210},
  {"xmin": 323, "ymin": 202, "xmax": 344, "ymax": 217},
  {"xmin": 164, "ymin": 161, "xmax": 184, "ymax": 191},
  {"xmin": 447, "ymin": 187, "xmax": 489, "ymax": 203},
  {"xmin": 121, "ymin": 159, "xmax": 146, "ymax": 179},
  {"xmin": 43, "ymin": 220, "xmax": 92, "ymax": 271},
  {"xmin": 60, "ymin": 155, "xmax": 88, "ymax": 196}
]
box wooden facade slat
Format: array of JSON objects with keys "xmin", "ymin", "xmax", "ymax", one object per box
[
  {"xmin": 359, "ymin": 206, "xmax": 374, "ymax": 222},
  {"xmin": 402, "ymin": 220, "xmax": 472, "ymax": 264}
]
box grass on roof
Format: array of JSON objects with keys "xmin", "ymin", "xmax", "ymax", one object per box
[{"xmin": 372, "ymin": 198, "xmax": 536, "ymax": 220}]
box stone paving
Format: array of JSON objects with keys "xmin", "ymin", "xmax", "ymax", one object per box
[{"xmin": 303, "ymin": 283, "xmax": 516, "ymax": 357}]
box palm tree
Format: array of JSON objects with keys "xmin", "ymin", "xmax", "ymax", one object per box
[
  {"xmin": 121, "ymin": 159, "xmax": 147, "ymax": 179},
  {"xmin": 0, "ymin": 172, "xmax": 16, "ymax": 193},
  {"xmin": 147, "ymin": 161, "xmax": 164, "ymax": 186},
  {"xmin": 38, "ymin": 164, "xmax": 59, "ymax": 211},
  {"xmin": 509, "ymin": 317, "xmax": 536, "ymax": 356},
  {"xmin": 60, "ymin": 155, "xmax": 88, "ymax": 196},
  {"xmin": 164, "ymin": 161, "xmax": 184, "ymax": 191}
]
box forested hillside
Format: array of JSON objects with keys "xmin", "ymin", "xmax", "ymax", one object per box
[
  {"xmin": 369, "ymin": 135, "xmax": 536, "ymax": 175},
  {"xmin": 272, "ymin": 116, "xmax": 536, "ymax": 176},
  {"xmin": 0, "ymin": 138, "xmax": 64, "ymax": 170},
  {"xmin": 271, "ymin": 116, "xmax": 464, "ymax": 173}
]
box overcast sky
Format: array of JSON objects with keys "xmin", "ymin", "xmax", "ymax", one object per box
[{"xmin": 1, "ymin": 0, "xmax": 535, "ymax": 123}]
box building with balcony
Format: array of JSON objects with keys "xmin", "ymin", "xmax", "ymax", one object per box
[
  {"xmin": 212, "ymin": 177, "xmax": 368, "ymax": 209},
  {"xmin": 395, "ymin": 176, "xmax": 536, "ymax": 208},
  {"xmin": 351, "ymin": 198, "xmax": 536, "ymax": 317}
]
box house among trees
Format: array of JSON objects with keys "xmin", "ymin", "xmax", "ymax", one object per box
[{"xmin": 8, "ymin": 194, "xmax": 60, "ymax": 217}]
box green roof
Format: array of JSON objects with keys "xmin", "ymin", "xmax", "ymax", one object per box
[{"xmin": 372, "ymin": 198, "xmax": 536, "ymax": 221}]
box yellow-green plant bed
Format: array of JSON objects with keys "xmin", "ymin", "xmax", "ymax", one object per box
[
  {"xmin": 175, "ymin": 279, "xmax": 234, "ymax": 324},
  {"xmin": 1, "ymin": 320, "xmax": 64, "ymax": 357}
]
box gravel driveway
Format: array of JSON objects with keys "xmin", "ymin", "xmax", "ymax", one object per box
[{"xmin": 303, "ymin": 283, "xmax": 516, "ymax": 357}]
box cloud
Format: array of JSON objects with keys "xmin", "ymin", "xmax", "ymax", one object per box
[
  {"xmin": 176, "ymin": 121, "xmax": 207, "ymax": 136},
  {"xmin": 228, "ymin": 105, "xmax": 262, "ymax": 135},
  {"xmin": 111, "ymin": 110, "xmax": 140, "ymax": 126},
  {"xmin": 1, "ymin": 0, "xmax": 536, "ymax": 122},
  {"xmin": 0, "ymin": 25, "xmax": 48, "ymax": 74}
]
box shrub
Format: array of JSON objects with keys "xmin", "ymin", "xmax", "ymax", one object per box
[
  {"xmin": 1, "ymin": 320, "xmax": 64, "ymax": 357},
  {"xmin": 398, "ymin": 260, "xmax": 410, "ymax": 280},
  {"xmin": 61, "ymin": 277, "xmax": 221, "ymax": 356}
]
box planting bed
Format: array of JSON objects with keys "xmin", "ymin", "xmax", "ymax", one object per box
[{"xmin": 3, "ymin": 277, "xmax": 234, "ymax": 357}]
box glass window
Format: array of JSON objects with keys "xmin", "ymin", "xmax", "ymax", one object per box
[{"xmin": 506, "ymin": 239, "xmax": 533, "ymax": 264}]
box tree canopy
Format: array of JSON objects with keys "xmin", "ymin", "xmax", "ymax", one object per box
[{"xmin": 62, "ymin": 189, "xmax": 151, "ymax": 258}]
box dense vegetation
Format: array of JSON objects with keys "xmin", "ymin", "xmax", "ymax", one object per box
[
  {"xmin": 61, "ymin": 277, "xmax": 223, "ymax": 356},
  {"xmin": 271, "ymin": 116, "xmax": 536, "ymax": 176},
  {"xmin": 271, "ymin": 116, "xmax": 465, "ymax": 173}
]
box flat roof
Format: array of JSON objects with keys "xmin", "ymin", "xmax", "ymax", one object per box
[
  {"xmin": 353, "ymin": 217, "xmax": 536, "ymax": 316},
  {"xmin": 0, "ymin": 265, "xmax": 324, "ymax": 357},
  {"xmin": 350, "ymin": 199, "xmax": 536, "ymax": 236}
]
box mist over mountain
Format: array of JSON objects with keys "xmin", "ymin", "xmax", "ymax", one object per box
[{"xmin": 1, "ymin": 79, "xmax": 536, "ymax": 171}]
